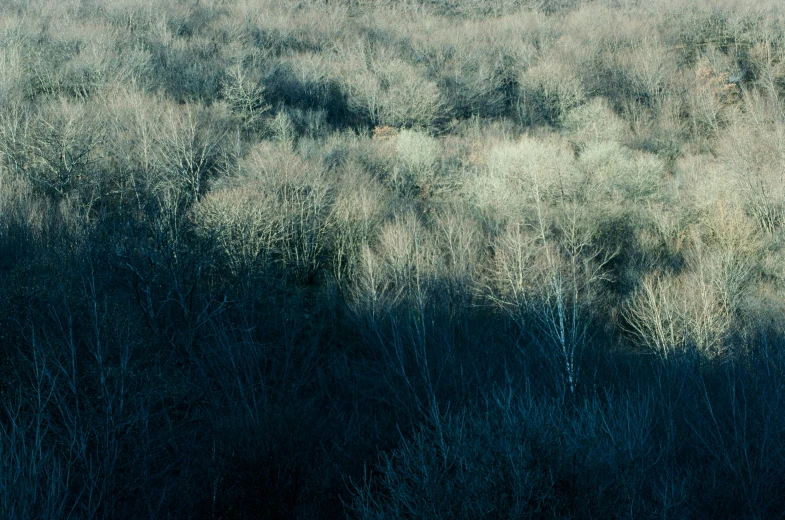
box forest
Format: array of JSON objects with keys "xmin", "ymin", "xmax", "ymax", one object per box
[{"xmin": 2, "ymin": 0, "xmax": 785, "ymax": 517}]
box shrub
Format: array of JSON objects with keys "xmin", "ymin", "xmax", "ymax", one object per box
[
  {"xmin": 20, "ymin": 98, "xmax": 103, "ymax": 199},
  {"xmin": 347, "ymin": 243, "xmax": 395, "ymax": 327},
  {"xmin": 419, "ymin": 24, "xmax": 534, "ymax": 119},
  {"xmin": 577, "ymin": 141, "xmax": 665, "ymax": 202},
  {"xmin": 222, "ymin": 64, "xmax": 271, "ymax": 133},
  {"xmin": 688, "ymin": 54, "xmax": 742, "ymax": 140},
  {"xmin": 432, "ymin": 207, "xmax": 482, "ymax": 290},
  {"xmin": 518, "ymin": 58, "xmax": 586, "ymax": 126},
  {"xmin": 747, "ymin": 41, "xmax": 785, "ymax": 102},
  {"xmin": 191, "ymin": 185, "xmax": 277, "ymax": 282},
  {"xmin": 390, "ymin": 129, "xmax": 442, "ymax": 198},
  {"xmin": 619, "ymin": 37, "xmax": 676, "ymax": 108},
  {"xmin": 470, "ymin": 134, "xmax": 578, "ymax": 231},
  {"xmin": 151, "ymin": 102, "xmax": 231, "ymax": 204},
  {"xmin": 562, "ymin": 97, "xmax": 628, "ymax": 149},
  {"xmin": 337, "ymin": 49, "xmax": 445, "ymax": 129},
  {"xmin": 148, "ymin": 36, "xmax": 227, "ymax": 103},
  {"xmin": 562, "ymin": 7, "xmax": 676, "ymax": 109},
  {"xmin": 274, "ymin": 51, "xmax": 352, "ymax": 127},
  {"xmin": 204, "ymin": 142, "xmax": 335, "ymax": 283},
  {"xmin": 0, "ymin": 41, "xmax": 23, "ymax": 103},
  {"xmin": 623, "ymin": 239, "xmax": 747, "ymax": 361},
  {"xmin": 376, "ymin": 59, "xmax": 445, "ymax": 129},
  {"xmin": 717, "ymin": 116, "xmax": 785, "ymax": 232},
  {"xmin": 58, "ymin": 23, "xmax": 152, "ymax": 97},
  {"xmin": 329, "ymin": 164, "xmax": 389, "ymax": 283},
  {"xmin": 376, "ymin": 211, "xmax": 439, "ymax": 304},
  {"xmin": 269, "ymin": 109, "xmax": 298, "ymax": 144}
]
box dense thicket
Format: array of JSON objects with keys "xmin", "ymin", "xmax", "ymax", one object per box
[{"xmin": 3, "ymin": 0, "xmax": 785, "ymax": 518}]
